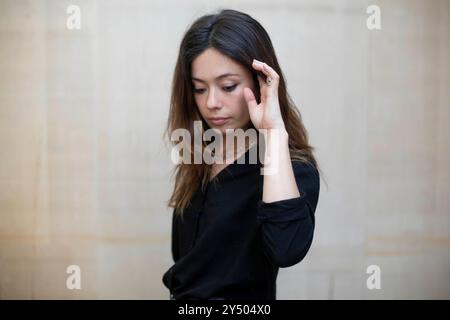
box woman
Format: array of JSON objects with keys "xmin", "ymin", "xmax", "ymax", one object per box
[{"xmin": 162, "ymin": 9, "xmax": 320, "ymax": 300}]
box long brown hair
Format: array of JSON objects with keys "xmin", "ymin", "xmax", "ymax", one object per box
[{"xmin": 165, "ymin": 9, "xmax": 319, "ymax": 217}]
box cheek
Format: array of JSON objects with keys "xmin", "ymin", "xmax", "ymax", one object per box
[
  {"xmin": 233, "ymin": 89, "xmax": 250, "ymax": 115},
  {"xmin": 194, "ymin": 96, "xmax": 206, "ymax": 114}
]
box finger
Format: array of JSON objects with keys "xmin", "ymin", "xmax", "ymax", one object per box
[
  {"xmin": 261, "ymin": 63, "xmax": 280, "ymax": 82},
  {"xmin": 252, "ymin": 62, "xmax": 269, "ymax": 98},
  {"xmin": 252, "ymin": 60, "xmax": 279, "ymax": 94},
  {"xmin": 256, "ymin": 74, "xmax": 265, "ymax": 88},
  {"xmin": 252, "ymin": 60, "xmax": 269, "ymax": 77},
  {"xmin": 252, "ymin": 59, "xmax": 279, "ymax": 80},
  {"xmin": 243, "ymin": 87, "xmax": 258, "ymax": 115}
]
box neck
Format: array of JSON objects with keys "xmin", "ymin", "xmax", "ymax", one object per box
[{"xmin": 215, "ymin": 130, "xmax": 257, "ymax": 162}]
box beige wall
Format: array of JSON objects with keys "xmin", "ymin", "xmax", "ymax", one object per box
[{"xmin": 0, "ymin": 0, "xmax": 448, "ymax": 299}]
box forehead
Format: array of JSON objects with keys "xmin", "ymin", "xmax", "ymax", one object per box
[{"xmin": 191, "ymin": 48, "xmax": 246, "ymax": 80}]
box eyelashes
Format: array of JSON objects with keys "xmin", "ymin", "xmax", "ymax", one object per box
[
  {"xmin": 223, "ymin": 84, "xmax": 237, "ymax": 92},
  {"xmin": 193, "ymin": 84, "xmax": 238, "ymax": 94},
  {"xmin": 193, "ymin": 88, "xmax": 206, "ymax": 94}
]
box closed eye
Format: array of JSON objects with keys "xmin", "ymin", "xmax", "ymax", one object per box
[
  {"xmin": 193, "ymin": 84, "xmax": 237, "ymax": 95},
  {"xmin": 193, "ymin": 88, "xmax": 206, "ymax": 94},
  {"xmin": 223, "ymin": 84, "xmax": 237, "ymax": 92}
]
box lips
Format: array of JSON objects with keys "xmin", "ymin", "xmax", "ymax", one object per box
[{"xmin": 209, "ymin": 117, "xmax": 230, "ymax": 126}]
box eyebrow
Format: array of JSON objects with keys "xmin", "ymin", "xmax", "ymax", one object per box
[{"xmin": 192, "ymin": 73, "xmax": 241, "ymax": 83}]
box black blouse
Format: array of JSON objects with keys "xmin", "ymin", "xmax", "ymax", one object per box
[{"xmin": 162, "ymin": 146, "xmax": 320, "ymax": 300}]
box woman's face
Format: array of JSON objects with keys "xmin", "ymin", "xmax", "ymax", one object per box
[{"xmin": 191, "ymin": 48, "xmax": 255, "ymax": 134}]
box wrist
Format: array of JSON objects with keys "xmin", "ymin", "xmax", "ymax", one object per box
[{"xmin": 262, "ymin": 127, "xmax": 289, "ymax": 141}]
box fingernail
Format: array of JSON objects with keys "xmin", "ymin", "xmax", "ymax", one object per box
[{"xmin": 253, "ymin": 59, "xmax": 263, "ymax": 65}]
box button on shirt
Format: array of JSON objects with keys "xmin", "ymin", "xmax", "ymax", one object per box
[{"xmin": 162, "ymin": 146, "xmax": 320, "ymax": 300}]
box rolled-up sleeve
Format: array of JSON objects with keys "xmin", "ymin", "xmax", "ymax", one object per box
[{"xmin": 256, "ymin": 161, "xmax": 320, "ymax": 268}]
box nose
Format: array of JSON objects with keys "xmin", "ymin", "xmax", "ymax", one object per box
[{"xmin": 206, "ymin": 87, "xmax": 223, "ymax": 110}]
